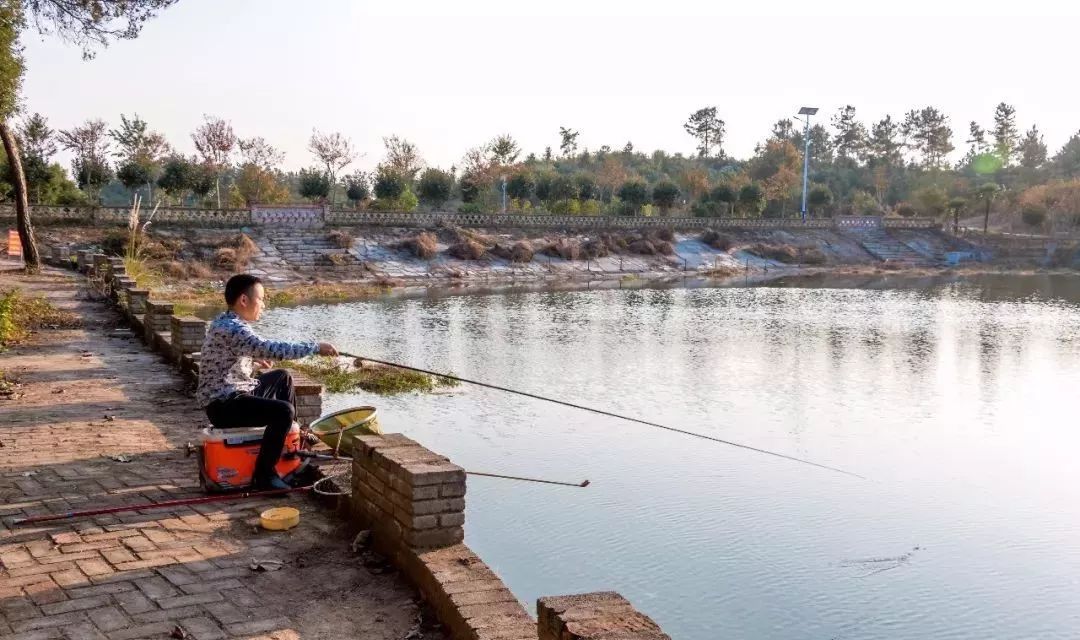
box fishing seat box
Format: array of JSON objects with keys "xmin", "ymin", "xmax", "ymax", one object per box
[{"xmin": 198, "ymin": 424, "xmax": 304, "ymax": 491}]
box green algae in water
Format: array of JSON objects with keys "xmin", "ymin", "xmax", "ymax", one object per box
[{"xmin": 284, "ymin": 357, "xmax": 459, "ymax": 395}]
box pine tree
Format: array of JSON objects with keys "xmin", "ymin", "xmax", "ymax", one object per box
[{"xmin": 992, "ymin": 102, "xmax": 1019, "ymax": 166}]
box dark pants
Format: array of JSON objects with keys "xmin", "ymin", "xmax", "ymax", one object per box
[{"xmin": 205, "ymin": 369, "xmax": 296, "ymax": 481}]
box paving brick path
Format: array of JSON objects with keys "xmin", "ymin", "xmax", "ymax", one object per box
[{"xmin": 0, "ymin": 263, "xmax": 440, "ymax": 640}]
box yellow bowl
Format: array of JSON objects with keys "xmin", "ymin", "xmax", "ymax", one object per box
[{"xmin": 259, "ymin": 507, "xmax": 300, "ymax": 531}]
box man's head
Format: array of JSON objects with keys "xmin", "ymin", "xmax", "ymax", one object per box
[{"xmin": 224, "ymin": 274, "xmax": 265, "ymax": 322}]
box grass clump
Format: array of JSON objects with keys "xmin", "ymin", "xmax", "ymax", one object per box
[
  {"xmin": 214, "ymin": 234, "xmax": 258, "ymax": 269},
  {"xmin": 491, "ymin": 240, "xmax": 535, "ymax": 263},
  {"xmin": 395, "ymin": 231, "xmax": 440, "ymax": 259},
  {"xmin": 0, "ymin": 289, "xmax": 81, "ymax": 348},
  {"xmin": 283, "ymin": 357, "xmax": 459, "ymax": 395},
  {"xmin": 746, "ymin": 243, "xmax": 828, "ymax": 265},
  {"xmin": 701, "ymin": 230, "xmax": 734, "ymax": 251},
  {"xmin": 327, "ymin": 230, "xmax": 355, "ymax": 249},
  {"xmin": 448, "ymin": 238, "xmax": 487, "ymax": 260}
]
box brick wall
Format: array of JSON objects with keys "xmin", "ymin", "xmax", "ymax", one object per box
[
  {"xmin": 349, "ymin": 434, "xmax": 466, "ymax": 550},
  {"xmin": 537, "ymin": 592, "xmax": 671, "ymax": 640}
]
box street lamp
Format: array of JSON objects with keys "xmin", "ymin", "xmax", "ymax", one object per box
[{"xmin": 796, "ymin": 106, "xmax": 818, "ymax": 223}]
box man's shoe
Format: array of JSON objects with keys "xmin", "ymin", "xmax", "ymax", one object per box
[{"xmin": 252, "ymin": 475, "xmax": 291, "ymax": 492}]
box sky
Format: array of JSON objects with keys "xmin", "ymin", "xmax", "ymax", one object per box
[{"xmin": 18, "ymin": 0, "xmax": 1080, "ymax": 174}]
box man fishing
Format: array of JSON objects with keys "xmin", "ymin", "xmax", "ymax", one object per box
[{"xmin": 196, "ymin": 274, "xmax": 338, "ymax": 490}]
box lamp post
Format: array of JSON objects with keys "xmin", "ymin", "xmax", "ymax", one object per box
[{"xmin": 797, "ymin": 106, "xmax": 818, "ymax": 223}]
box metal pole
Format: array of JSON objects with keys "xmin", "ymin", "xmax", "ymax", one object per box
[{"xmin": 801, "ymin": 115, "xmax": 811, "ymax": 223}]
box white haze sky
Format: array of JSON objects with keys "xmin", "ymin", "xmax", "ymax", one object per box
[{"xmin": 18, "ymin": 0, "xmax": 1080, "ymax": 173}]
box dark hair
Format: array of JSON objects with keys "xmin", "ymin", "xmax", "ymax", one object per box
[{"xmin": 224, "ymin": 274, "xmax": 262, "ymax": 306}]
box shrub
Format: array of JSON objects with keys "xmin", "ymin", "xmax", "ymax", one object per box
[
  {"xmin": 894, "ymin": 202, "xmax": 918, "ymax": 218},
  {"xmin": 617, "ymin": 181, "xmax": 649, "ymax": 215},
  {"xmin": 652, "ymin": 181, "xmax": 680, "ymax": 213},
  {"xmin": 580, "ymin": 199, "xmax": 602, "ymax": 216},
  {"xmin": 701, "ymin": 230, "xmax": 734, "ymax": 251},
  {"xmin": 345, "ymin": 172, "xmax": 371, "ymax": 205},
  {"xmin": 549, "ymin": 199, "xmax": 581, "ymax": 215},
  {"xmin": 458, "ymin": 202, "xmax": 484, "ymax": 214},
  {"xmin": 298, "ymin": 168, "xmax": 330, "ymax": 202},
  {"xmin": 373, "ymin": 168, "xmax": 406, "ymax": 201},
  {"xmin": 100, "ymin": 231, "xmax": 128, "ymax": 256},
  {"xmin": 1021, "ymin": 204, "xmax": 1048, "ymax": 227},
  {"xmin": 417, "ymin": 168, "xmax": 454, "ymax": 208},
  {"xmin": 506, "ymin": 173, "xmax": 534, "ymax": 200},
  {"xmin": 654, "ymin": 228, "xmax": 675, "ymax": 242}
]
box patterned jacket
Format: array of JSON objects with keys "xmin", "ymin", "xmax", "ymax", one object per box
[{"xmin": 195, "ymin": 310, "xmax": 318, "ymax": 407}]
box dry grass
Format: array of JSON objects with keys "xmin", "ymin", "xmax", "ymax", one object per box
[
  {"xmin": 214, "ymin": 234, "xmax": 259, "ymax": 270},
  {"xmin": 627, "ymin": 237, "xmax": 674, "ymax": 256},
  {"xmin": 746, "ymin": 243, "xmax": 828, "ymax": 265},
  {"xmin": 317, "ymin": 253, "xmax": 352, "ymax": 266},
  {"xmin": 448, "ymin": 238, "xmax": 487, "ymax": 260},
  {"xmin": 543, "ymin": 239, "xmax": 582, "ymax": 261},
  {"xmin": 0, "ymin": 289, "xmax": 81, "ymax": 348},
  {"xmin": 702, "ymin": 230, "xmax": 735, "ymax": 251},
  {"xmin": 395, "ymin": 232, "xmax": 440, "ymax": 259},
  {"xmin": 581, "ymin": 238, "xmax": 610, "ymax": 259},
  {"xmin": 491, "ymin": 241, "xmax": 535, "ymax": 263},
  {"xmin": 163, "ymin": 261, "xmax": 188, "ymax": 279},
  {"xmin": 654, "ymin": 228, "xmax": 676, "ymax": 242},
  {"xmin": 187, "ymin": 261, "xmax": 213, "ymax": 278},
  {"xmin": 327, "ymin": 230, "xmax": 355, "ymax": 249}
]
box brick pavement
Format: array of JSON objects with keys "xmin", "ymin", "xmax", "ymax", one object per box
[{"xmin": 0, "ymin": 264, "xmax": 441, "ymax": 640}]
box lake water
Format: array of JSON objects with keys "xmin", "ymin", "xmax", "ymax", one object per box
[{"xmin": 261, "ymin": 274, "xmax": 1080, "ymax": 639}]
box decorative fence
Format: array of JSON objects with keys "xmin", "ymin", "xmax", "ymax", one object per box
[{"xmin": 2, "ymin": 204, "xmax": 942, "ymax": 232}]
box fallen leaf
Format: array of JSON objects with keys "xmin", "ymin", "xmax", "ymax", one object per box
[
  {"xmin": 170, "ymin": 625, "xmax": 189, "ymax": 639},
  {"xmin": 109, "ymin": 455, "xmax": 131, "ymax": 463},
  {"xmin": 104, "ymin": 415, "xmax": 115, "ymax": 421},
  {"xmin": 52, "ymin": 388, "xmax": 65, "ymax": 394}
]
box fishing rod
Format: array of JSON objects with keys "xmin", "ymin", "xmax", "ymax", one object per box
[
  {"xmin": 296, "ymin": 452, "xmax": 589, "ymax": 488},
  {"xmin": 341, "ymin": 352, "xmax": 864, "ymax": 480}
]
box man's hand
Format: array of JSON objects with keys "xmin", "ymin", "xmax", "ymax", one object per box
[
  {"xmin": 253, "ymin": 359, "xmax": 273, "ymax": 371},
  {"xmin": 318, "ymin": 342, "xmax": 339, "ymax": 357}
]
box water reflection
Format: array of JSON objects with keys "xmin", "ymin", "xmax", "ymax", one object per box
[{"xmin": 260, "ymin": 275, "xmax": 1080, "ymax": 640}]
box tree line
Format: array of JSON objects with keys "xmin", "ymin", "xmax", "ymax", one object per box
[{"xmin": 6, "ymin": 100, "xmax": 1080, "ymax": 232}]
